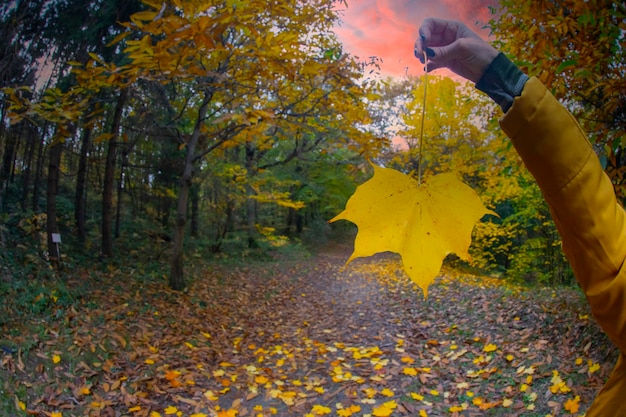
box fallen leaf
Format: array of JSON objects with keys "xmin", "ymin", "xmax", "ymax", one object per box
[{"xmin": 564, "ymin": 396, "xmax": 580, "ymax": 414}]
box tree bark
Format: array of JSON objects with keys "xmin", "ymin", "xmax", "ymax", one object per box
[
  {"xmin": 245, "ymin": 142, "xmax": 257, "ymax": 248},
  {"xmin": 190, "ymin": 180, "xmax": 199, "ymax": 238},
  {"xmin": 169, "ymin": 92, "xmax": 211, "ymax": 290},
  {"xmin": 0, "ymin": 129, "xmax": 16, "ymax": 195},
  {"xmin": 101, "ymin": 89, "xmax": 127, "ymax": 257},
  {"xmin": 75, "ymin": 125, "xmax": 91, "ymax": 242},
  {"xmin": 115, "ymin": 162, "xmax": 125, "ymax": 239},
  {"xmin": 32, "ymin": 131, "xmax": 45, "ymax": 212},
  {"xmin": 46, "ymin": 139, "xmax": 63, "ymax": 269},
  {"xmin": 20, "ymin": 125, "xmax": 36, "ymax": 211}
]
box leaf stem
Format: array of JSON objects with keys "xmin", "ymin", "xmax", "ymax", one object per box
[{"xmin": 418, "ymin": 51, "xmax": 428, "ymax": 185}]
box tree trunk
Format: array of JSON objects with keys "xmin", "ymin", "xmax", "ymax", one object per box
[
  {"xmin": 0, "ymin": 129, "xmax": 16, "ymax": 194},
  {"xmin": 75, "ymin": 126, "xmax": 91, "ymax": 242},
  {"xmin": 32, "ymin": 133, "xmax": 45, "ymax": 212},
  {"xmin": 190, "ymin": 180, "xmax": 199, "ymax": 238},
  {"xmin": 20, "ymin": 126, "xmax": 36, "ymax": 211},
  {"xmin": 46, "ymin": 140, "xmax": 63, "ymax": 269},
  {"xmin": 169, "ymin": 93, "xmax": 210, "ymax": 290},
  {"xmin": 101, "ymin": 89, "xmax": 127, "ymax": 257},
  {"xmin": 245, "ymin": 142, "xmax": 257, "ymax": 248},
  {"xmin": 115, "ymin": 162, "xmax": 125, "ymax": 239}
]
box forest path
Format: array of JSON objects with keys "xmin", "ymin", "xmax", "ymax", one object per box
[
  {"xmin": 199, "ymin": 242, "xmax": 615, "ymax": 417},
  {"xmin": 0, "ymin": 242, "xmax": 617, "ymax": 417}
]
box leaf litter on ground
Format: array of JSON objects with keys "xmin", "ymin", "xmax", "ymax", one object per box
[{"xmin": 0, "ymin": 243, "xmax": 617, "ymax": 417}]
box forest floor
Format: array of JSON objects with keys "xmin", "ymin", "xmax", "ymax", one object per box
[{"xmin": 0, "ymin": 241, "xmax": 618, "ymax": 417}]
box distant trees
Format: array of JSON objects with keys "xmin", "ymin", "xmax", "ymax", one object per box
[{"xmin": 1, "ymin": 0, "xmax": 381, "ymax": 288}]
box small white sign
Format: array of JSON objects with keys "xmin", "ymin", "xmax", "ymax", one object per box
[{"xmin": 51, "ymin": 233, "xmax": 62, "ymax": 243}]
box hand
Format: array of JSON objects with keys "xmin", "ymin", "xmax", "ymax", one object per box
[{"xmin": 414, "ymin": 18, "xmax": 499, "ymax": 83}]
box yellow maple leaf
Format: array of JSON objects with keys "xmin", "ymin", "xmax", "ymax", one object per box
[
  {"xmin": 564, "ymin": 396, "xmax": 580, "ymax": 414},
  {"xmin": 310, "ymin": 404, "xmax": 331, "ymax": 415},
  {"xmin": 403, "ymin": 367, "xmax": 418, "ymax": 376},
  {"xmin": 164, "ymin": 369, "xmax": 181, "ymax": 381},
  {"xmin": 381, "ymin": 387, "xmax": 395, "ymax": 397},
  {"xmin": 255, "ymin": 375, "xmax": 269, "ymax": 384},
  {"xmin": 331, "ymin": 164, "xmax": 494, "ymax": 297},
  {"xmin": 410, "ymin": 392, "xmax": 424, "ymax": 401},
  {"xmin": 372, "ymin": 400, "xmax": 397, "ymax": 417},
  {"xmin": 588, "ymin": 362, "xmax": 600, "ymax": 374},
  {"xmin": 483, "ymin": 343, "xmax": 498, "ymax": 352},
  {"xmin": 164, "ymin": 405, "xmax": 178, "ymax": 415}
]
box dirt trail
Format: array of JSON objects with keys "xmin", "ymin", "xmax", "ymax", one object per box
[
  {"xmin": 209, "ymin": 245, "xmax": 616, "ymax": 416},
  {"xmin": 0, "ymin": 243, "xmax": 617, "ymax": 417}
]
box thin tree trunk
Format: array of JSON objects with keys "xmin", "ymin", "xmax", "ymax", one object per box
[
  {"xmin": 101, "ymin": 89, "xmax": 127, "ymax": 257},
  {"xmin": 20, "ymin": 126, "xmax": 36, "ymax": 211},
  {"xmin": 115, "ymin": 162, "xmax": 124, "ymax": 238},
  {"xmin": 75, "ymin": 126, "xmax": 91, "ymax": 242},
  {"xmin": 32, "ymin": 132, "xmax": 45, "ymax": 212},
  {"xmin": 170, "ymin": 93, "xmax": 210, "ymax": 290},
  {"xmin": 245, "ymin": 142, "xmax": 257, "ymax": 248},
  {"xmin": 0, "ymin": 130, "xmax": 16, "ymax": 193},
  {"xmin": 190, "ymin": 180, "xmax": 199, "ymax": 238},
  {"xmin": 46, "ymin": 140, "xmax": 63, "ymax": 269}
]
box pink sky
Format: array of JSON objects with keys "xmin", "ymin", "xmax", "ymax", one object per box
[{"xmin": 333, "ymin": 0, "xmax": 498, "ymax": 78}]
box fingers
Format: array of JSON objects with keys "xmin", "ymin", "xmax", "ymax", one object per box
[
  {"xmin": 414, "ymin": 39, "xmax": 435, "ymax": 63},
  {"xmin": 414, "ymin": 36, "xmax": 426, "ymax": 62},
  {"xmin": 415, "ymin": 18, "xmax": 462, "ymax": 62}
]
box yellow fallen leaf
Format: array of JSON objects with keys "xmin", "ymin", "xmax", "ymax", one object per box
[
  {"xmin": 410, "ymin": 392, "xmax": 424, "ymax": 401},
  {"xmin": 16, "ymin": 399, "xmax": 26, "ymax": 411},
  {"xmin": 381, "ymin": 388, "xmax": 394, "ymax": 397},
  {"xmin": 403, "ymin": 367, "xmax": 418, "ymax": 376},
  {"xmin": 483, "ymin": 343, "xmax": 497, "ymax": 352},
  {"xmin": 564, "ymin": 396, "xmax": 580, "ymax": 414},
  {"xmin": 255, "ymin": 375, "xmax": 269, "ymax": 384},
  {"xmin": 331, "ymin": 164, "xmax": 494, "ymax": 297},
  {"xmin": 310, "ymin": 405, "xmax": 331, "ymax": 415},
  {"xmin": 164, "ymin": 405, "xmax": 178, "ymax": 415},
  {"xmin": 588, "ymin": 362, "xmax": 600, "ymax": 374},
  {"xmin": 372, "ymin": 400, "xmax": 397, "ymax": 417}
]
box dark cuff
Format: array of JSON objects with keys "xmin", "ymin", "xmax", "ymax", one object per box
[{"xmin": 476, "ymin": 52, "xmax": 529, "ymax": 112}]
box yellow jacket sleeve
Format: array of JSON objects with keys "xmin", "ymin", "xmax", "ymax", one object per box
[{"xmin": 500, "ymin": 77, "xmax": 626, "ymax": 415}]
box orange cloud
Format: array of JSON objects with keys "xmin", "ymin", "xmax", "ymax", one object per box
[{"xmin": 333, "ymin": 0, "xmax": 498, "ymax": 78}]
